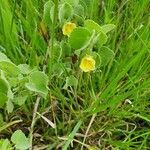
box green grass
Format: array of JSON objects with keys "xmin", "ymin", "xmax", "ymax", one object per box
[{"xmin": 0, "ymin": 0, "xmax": 150, "ymax": 149}]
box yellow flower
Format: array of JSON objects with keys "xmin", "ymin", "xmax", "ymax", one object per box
[
  {"xmin": 80, "ymin": 55, "xmax": 96, "ymax": 72},
  {"xmin": 62, "ymin": 22, "xmax": 76, "ymax": 36}
]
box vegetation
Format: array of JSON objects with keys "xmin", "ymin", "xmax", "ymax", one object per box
[{"xmin": 0, "ymin": 0, "xmax": 150, "ymax": 149}]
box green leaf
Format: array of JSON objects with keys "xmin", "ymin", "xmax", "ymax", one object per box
[
  {"xmin": 43, "ymin": 0, "xmax": 54, "ymax": 26},
  {"xmin": 6, "ymin": 99, "xmax": 14, "ymax": 113},
  {"xmin": 53, "ymin": 42, "xmax": 62, "ymax": 60},
  {"xmin": 0, "ymin": 61, "xmax": 20, "ymax": 76},
  {"xmin": 62, "ymin": 120, "xmax": 82, "ymax": 150},
  {"xmin": 0, "ymin": 52, "xmax": 20, "ymax": 76},
  {"xmin": 63, "ymin": 75, "xmax": 78, "ymax": 89},
  {"xmin": 74, "ymin": 14, "xmax": 84, "ymax": 26},
  {"xmin": 0, "ymin": 77, "xmax": 9, "ymax": 108},
  {"xmin": 61, "ymin": 0, "xmax": 79, "ymax": 6},
  {"xmin": 0, "ymin": 71, "xmax": 14, "ymax": 100},
  {"xmin": 50, "ymin": 5, "xmax": 55, "ymax": 23},
  {"xmin": 51, "ymin": 62, "xmax": 64, "ymax": 77},
  {"xmin": 0, "ymin": 139, "xmax": 12, "ymax": 150},
  {"xmin": 11, "ymin": 130, "xmax": 30, "ymax": 150},
  {"xmin": 59, "ymin": 3, "xmax": 73, "ymax": 23},
  {"xmin": 84, "ymin": 19, "xmax": 108, "ymax": 47},
  {"xmin": 0, "ymin": 52, "xmax": 10, "ymax": 62},
  {"xmin": 25, "ymin": 71, "xmax": 49, "ymax": 98},
  {"xmin": 61, "ymin": 41, "xmax": 72, "ymax": 57},
  {"xmin": 18, "ymin": 64, "xmax": 32, "ymax": 75},
  {"xmin": 69, "ymin": 27, "xmax": 91, "ymax": 50},
  {"xmin": 0, "ymin": 0, "xmax": 19, "ymax": 59},
  {"xmin": 101, "ymin": 24, "xmax": 116, "ymax": 34},
  {"xmin": 98, "ymin": 47, "xmax": 115, "ymax": 66},
  {"xmin": 91, "ymin": 52, "xmax": 101, "ymax": 68},
  {"xmin": 84, "ymin": 19, "xmax": 102, "ymax": 33},
  {"xmin": 74, "ymin": 4, "xmax": 84, "ymax": 17},
  {"xmin": 97, "ymin": 33, "xmax": 108, "ymax": 47},
  {"xmin": 0, "ymin": 78, "xmax": 8, "ymax": 94},
  {"xmin": 13, "ymin": 96, "xmax": 28, "ymax": 106},
  {"xmin": 0, "ymin": 92, "xmax": 7, "ymax": 108},
  {"xmin": 0, "ymin": 113, "xmax": 5, "ymax": 126}
]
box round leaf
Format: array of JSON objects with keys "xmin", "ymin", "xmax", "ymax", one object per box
[
  {"xmin": 59, "ymin": 3, "xmax": 73, "ymax": 23},
  {"xmin": 11, "ymin": 130, "xmax": 30, "ymax": 150},
  {"xmin": 18, "ymin": 64, "xmax": 32, "ymax": 75},
  {"xmin": 69, "ymin": 27, "xmax": 91, "ymax": 50},
  {"xmin": 74, "ymin": 4, "xmax": 84, "ymax": 17},
  {"xmin": 84, "ymin": 19, "xmax": 102, "ymax": 33},
  {"xmin": 0, "ymin": 52, "xmax": 20, "ymax": 76},
  {"xmin": 98, "ymin": 47, "xmax": 115, "ymax": 66},
  {"xmin": 25, "ymin": 71, "xmax": 49, "ymax": 98},
  {"xmin": 63, "ymin": 75, "xmax": 78, "ymax": 89},
  {"xmin": 0, "ymin": 61, "xmax": 20, "ymax": 76},
  {"xmin": 84, "ymin": 19, "xmax": 108, "ymax": 47}
]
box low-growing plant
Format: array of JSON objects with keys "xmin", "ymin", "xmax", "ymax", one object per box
[{"xmin": 0, "ymin": 0, "xmax": 149, "ymax": 149}]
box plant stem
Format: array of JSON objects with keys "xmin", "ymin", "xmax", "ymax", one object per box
[
  {"xmin": 29, "ymin": 96, "xmax": 40, "ymax": 150},
  {"xmin": 81, "ymin": 113, "xmax": 96, "ymax": 150},
  {"xmin": 0, "ymin": 120, "xmax": 22, "ymax": 133}
]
